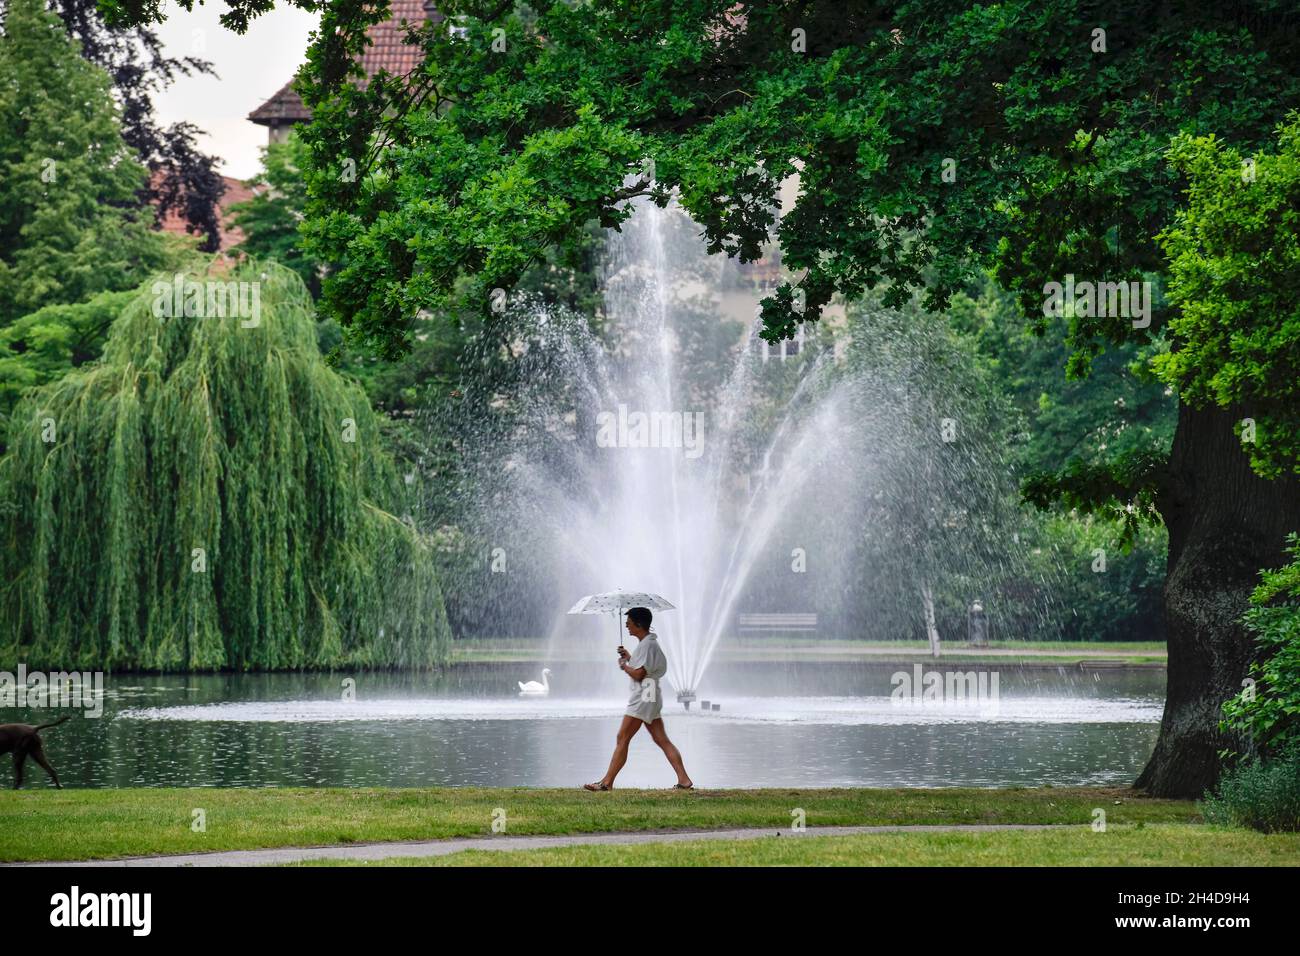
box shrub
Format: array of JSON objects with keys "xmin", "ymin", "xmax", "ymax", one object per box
[
  {"xmin": 1221, "ymin": 534, "xmax": 1300, "ymax": 759},
  {"xmin": 1202, "ymin": 747, "xmax": 1300, "ymax": 833},
  {"xmin": 1207, "ymin": 534, "xmax": 1300, "ymax": 831}
]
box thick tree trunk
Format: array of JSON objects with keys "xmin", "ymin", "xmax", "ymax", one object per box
[{"xmin": 1137, "ymin": 403, "xmax": 1300, "ymax": 797}]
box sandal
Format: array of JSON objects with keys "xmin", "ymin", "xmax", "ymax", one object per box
[
  {"xmin": 583, "ymin": 781, "xmax": 612, "ymax": 791},
  {"xmin": 673, "ymin": 783, "xmax": 694, "ymax": 790}
]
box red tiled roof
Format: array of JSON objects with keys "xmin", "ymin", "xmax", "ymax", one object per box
[
  {"xmin": 249, "ymin": 2, "xmax": 440, "ymax": 126},
  {"xmin": 152, "ymin": 172, "xmax": 262, "ymax": 252},
  {"xmin": 364, "ymin": 0, "xmax": 440, "ymax": 78},
  {"xmin": 247, "ymin": 80, "xmax": 310, "ymax": 125}
]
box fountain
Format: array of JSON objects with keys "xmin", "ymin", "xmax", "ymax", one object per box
[{"xmin": 428, "ymin": 196, "xmax": 1059, "ymax": 704}]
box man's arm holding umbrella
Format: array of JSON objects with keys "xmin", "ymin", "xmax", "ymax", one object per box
[{"xmin": 617, "ymin": 646, "xmax": 647, "ymax": 680}]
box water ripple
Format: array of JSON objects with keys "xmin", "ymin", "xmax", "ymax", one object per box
[{"xmin": 119, "ymin": 694, "xmax": 1163, "ymax": 726}]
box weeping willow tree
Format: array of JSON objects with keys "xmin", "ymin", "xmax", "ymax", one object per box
[{"xmin": 0, "ymin": 263, "xmax": 451, "ymax": 671}]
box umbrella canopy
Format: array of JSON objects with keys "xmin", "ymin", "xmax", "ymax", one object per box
[
  {"xmin": 567, "ymin": 590, "xmax": 676, "ymax": 647},
  {"xmin": 567, "ymin": 591, "xmax": 676, "ymax": 615}
]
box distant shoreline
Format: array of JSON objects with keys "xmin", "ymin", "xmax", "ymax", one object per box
[{"xmin": 451, "ymin": 638, "xmax": 1168, "ymax": 667}]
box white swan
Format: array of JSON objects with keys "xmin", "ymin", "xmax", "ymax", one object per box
[{"xmin": 518, "ymin": 668, "xmax": 552, "ymax": 696}]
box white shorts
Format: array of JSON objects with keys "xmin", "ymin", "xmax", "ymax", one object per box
[{"xmin": 625, "ymin": 680, "xmax": 663, "ymax": 723}]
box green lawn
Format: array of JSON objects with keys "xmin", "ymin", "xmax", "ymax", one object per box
[
  {"xmin": 297, "ymin": 824, "xmax": 1300, "ymax": 867},
  {"xmin": 0, "ymin": 786, "xmax": 1195, "ymax": 863}
]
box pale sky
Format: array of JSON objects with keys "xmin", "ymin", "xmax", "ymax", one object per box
[{"xmin": 150, "ymin": 2, "xmax": 320, "ymax": 180}]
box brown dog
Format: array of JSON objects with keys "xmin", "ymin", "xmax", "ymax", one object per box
[{"xmin": 0, "ymin": 715, "xmax": 70, "ymax": 789}]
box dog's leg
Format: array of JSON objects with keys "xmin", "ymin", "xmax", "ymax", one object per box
[
  {"xmin": 30, "ymin": 745, "xmax": 61, "ymax": 789},
  {"xmin": 12, "ymin": 751, "xmax": 25, "ymax": 789}
]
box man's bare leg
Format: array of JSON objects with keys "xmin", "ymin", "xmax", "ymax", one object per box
[
  {"xmin": 647, "ymin": 718, "xmax": 692, "ymax": 787},
  {"xmin": 597, "ymin": 715, "xmax": 644, "ymax": 788}
]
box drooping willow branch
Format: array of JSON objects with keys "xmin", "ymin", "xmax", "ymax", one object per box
[{"xmin": 0, "ymin": 262, "xmax": 451, "ymax": 671}]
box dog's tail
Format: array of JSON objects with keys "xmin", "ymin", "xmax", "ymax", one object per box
[{"xmin": 32, "ymin": 715, "xmax": 72, "ymax": 732}]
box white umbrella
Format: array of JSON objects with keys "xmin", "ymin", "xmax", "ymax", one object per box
[{"xmin": 567, "ymin": 589, "xmax": 676, "ymax": 648}]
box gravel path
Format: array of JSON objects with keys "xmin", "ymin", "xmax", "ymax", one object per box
[{"xmin": 9, "ymin": 823, "xmax": 1076, "ymax": 867}]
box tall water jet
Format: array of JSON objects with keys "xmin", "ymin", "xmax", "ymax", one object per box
[{"xmin": 427, "ymin": 197, "xmax": 1062, "ymax": 701}]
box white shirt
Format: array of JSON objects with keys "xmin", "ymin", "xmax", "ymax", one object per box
[{"xmin": 624, "ymin": 633, "xmax": 668, "ymax": 722}]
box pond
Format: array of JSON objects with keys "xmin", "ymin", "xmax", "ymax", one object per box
[{"xmin": 6, "ymin": 661, "xmax": 1164, "ymax": 789}]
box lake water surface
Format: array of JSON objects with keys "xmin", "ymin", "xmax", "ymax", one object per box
[{"xmin": 7, "ymin": 662, "xmax": 1164, "ymax": 789}]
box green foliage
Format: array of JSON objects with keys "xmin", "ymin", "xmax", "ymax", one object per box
[
  {"xmin": 0, "ymin": 263, "xmax": 451, "ymax": 670},
  {"xmin": 947, "ymin": 277, "xmax": 1175, "ymax": 543},
  {"xmin": 228, "ymin": 133, "xmax": 320, "ymax": 296},
  {"xmin": 1022, "ymin": 452, "xmax": 1167, "ymax": 550},
  {"xmin": 273, "ymin": 0, "xmax": 1300, "ymax": 560},
  {"xmin": 835, "ymin": 295, "xmax": 1044, "ymax": 639},
  {"xmin": 1201, "ymin": 750, "xmax": 1300, "ymax": 833},
  {"xmin": 1026, "ymin": 513, "xmax": 1167, "ymax": 642},
  {"xmin": 1220, "ymin": 534, "xmax": 1300, "ymax": 759},
  {"xmin": 0, "ymin": 0, "xmax": 169, "ymax": 325},
  {"xmin": 306, "ymin": 82, "xmax": 648, "ymax": 357},
  {"xmin": 0, "ymin": 290, "xmax": 136, "ymax": 451},
  {"xmin": 289, "ymin": 1, "xmax": 1298, "ymax": 365},
  {"xmin": 227, "ymin": 128, "xmax": 613, "ymax": 514},
  {"xmin": 842, "ymin": 295, "xmax": 1026, "ymax": 550},
  {"xmin": 97, "ymin": 0, "xmax": 314, "ymax": 34},
  {"xmin": 837, "ymin": 288, "xmax": 1167, "ymax": 641},
  {"xmin": 1156, "ymin": 114, "xmax": 1300, "ymax": 479},
  {"xmin": 1210, "ymin": 534, "xmax": 1300, "ymax": 828}
]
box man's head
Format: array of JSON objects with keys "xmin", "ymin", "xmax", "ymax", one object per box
[{"xmin": 625, "ymin": 607, "xmax": 652, "ymax": 638}]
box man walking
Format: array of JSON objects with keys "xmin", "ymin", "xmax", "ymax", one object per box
[{"xmin": 584, "ymin": 606, "xmax": 693, "ymax": 791}]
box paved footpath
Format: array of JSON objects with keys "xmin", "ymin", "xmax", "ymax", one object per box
[{"xmin": 10, "ymin": 824, "xmax": 1075, "ymax": 867}]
